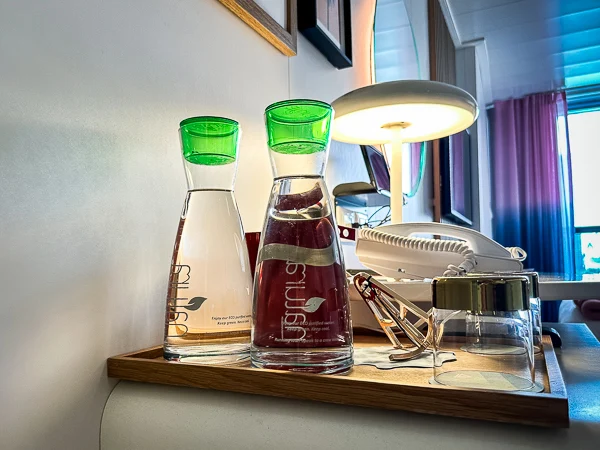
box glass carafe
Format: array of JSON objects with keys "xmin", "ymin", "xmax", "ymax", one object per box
[
  {"xmin": 163, "ymin": 117, "xmax": 252, "ymax": 364},
  {"xmin": 251, "ymin": 100, "xmax": 353, "ymax": 374}
]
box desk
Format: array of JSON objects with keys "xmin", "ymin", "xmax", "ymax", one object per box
[{"xmin": 101, "ymin": 324, "xmax": 600, "ymax": 450}]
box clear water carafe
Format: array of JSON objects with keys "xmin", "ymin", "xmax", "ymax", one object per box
[
  {"xmin": 251, "ymin": 100, "xmax": 353, "ymax": 374},
  {"xmin": 164, "ymin": 117, "xmax": 252, "ymax": 364}
]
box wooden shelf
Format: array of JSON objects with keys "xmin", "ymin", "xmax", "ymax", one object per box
[{"xmin": 108, "ymin": 335, "xmax": 569, "ymax": 428}]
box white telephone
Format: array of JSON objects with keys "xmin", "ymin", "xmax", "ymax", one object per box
[{"xmin": 356, "ymin": 222, "xmax": 527, "ymax": 279}]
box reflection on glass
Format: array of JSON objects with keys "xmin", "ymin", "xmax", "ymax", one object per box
[
  {"xmin": 568, "ymin": 111, "xmax": 600, "ymax": 228},
  {"xmin": 316, "ymin": 0, "xmax": 342, "ymax": 47},
  {"xmin": 576, "ymin": 232, "xmax": 600, "ymax": 279},
  {"xmin": 382, "ymin": 142, "xmax": 426, "ymax": 197}
]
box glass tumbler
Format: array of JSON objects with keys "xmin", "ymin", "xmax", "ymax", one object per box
[
  {"xmin": 525, "ymin": 272, "xmax": 542, "ymax": 353},
  {"xmin": 432, "ymin": 275, "xmax": 534, "ymax": 391}
]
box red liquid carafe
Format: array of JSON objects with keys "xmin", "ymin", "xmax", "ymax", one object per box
[{"xmin": 251, "ymin": 100, "xmax": 353, "ymax": 374}]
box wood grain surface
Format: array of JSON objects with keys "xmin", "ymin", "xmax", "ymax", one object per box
[
  {"xmin": 108, "ymin": 335, "xmax": 569, "ymax": 428},
  {"xmin": 217, "ymin": 0, "xmax": 297, "ymax": 56}
]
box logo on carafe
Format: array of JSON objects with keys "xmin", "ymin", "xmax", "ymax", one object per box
[
  {"xmin": 167, "ymin": 264, "xmax": 208, "ymax": 337},
  {"xmin": 278, "ymin": 261, "xmax": 326, "ymax": 342}
]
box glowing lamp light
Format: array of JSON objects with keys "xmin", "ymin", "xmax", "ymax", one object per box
[{"xmin": 331, "ymin": 80, "xmax": 478, "ymax": 223}]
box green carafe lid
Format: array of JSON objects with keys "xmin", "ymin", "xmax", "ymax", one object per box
[
  {"xmin": 265, "ymin": 100, "xmax": 333, "ymax": 155},
  {"xmin": 180, "ymin": 116, "xmax": 239, "ymax": 165}
]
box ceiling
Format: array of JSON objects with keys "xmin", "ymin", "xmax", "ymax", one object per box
[{"xmin": 447, "ymin": 0, "xmax": 600, "ymax": 101}]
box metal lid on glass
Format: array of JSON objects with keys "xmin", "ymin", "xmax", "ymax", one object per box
[
  {"xmin": 432, "ymin": 275, "xmax": 530, "ymax": 312},
  {"xmin": 465, "ymin": 271, "xmax": 540, "ymax": 298}
]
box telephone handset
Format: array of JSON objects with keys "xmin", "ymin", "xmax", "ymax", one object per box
[{"xmin": 356, "ymin": 222, "xmax": 526, "ymax": 279}]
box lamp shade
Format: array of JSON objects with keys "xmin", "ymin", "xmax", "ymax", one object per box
[{"xmin": 331, "ymin": 80, "xmax": 479, "ymax": 144}]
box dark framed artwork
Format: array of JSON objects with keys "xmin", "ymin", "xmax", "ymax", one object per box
[
  {"xmin": 217, "ymin": 0, "xmax": 298, "ymax": 56},
  {"xmin": 440, "ymin": 130, "xmax": 473, "ymax": 226},
  {"xmin": 298, "ymin": 0, "xmax": 353, "ymax": 69}
]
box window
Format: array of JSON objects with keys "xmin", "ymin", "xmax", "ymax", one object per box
[{"xmin": 568, "ymin": 110, "xmax": 600, "ymax": 279}]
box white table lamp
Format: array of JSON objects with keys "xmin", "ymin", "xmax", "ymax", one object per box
[{"xmin": 331, "ymin": 80, "xmax": 478, "ymax": 223}]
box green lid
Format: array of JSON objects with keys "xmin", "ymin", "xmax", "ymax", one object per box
[
  {"xmin": 264, "ymin": 99, "xmax": 333, "ymax": 155},
  {"xmin": 179, "ymin": 116, "xmax": 239, "ymax": 165}
]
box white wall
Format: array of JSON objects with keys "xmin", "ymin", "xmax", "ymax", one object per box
[
  {"xmin": 0, "ymin": 1, "xmax": 375, "ymax": 449},
  {"xmin": 455, "ymin": 45, "xmax": 493, "ymax": 235},
  {"xmin": 475, "ymin": 52, "xmax": 494, "ymax": 237}
]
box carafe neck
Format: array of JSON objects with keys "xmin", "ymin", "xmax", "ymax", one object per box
[
  {"xmin": 184, "ymin": 159, "xmax": 236, "ymax": 191},
  {"xmin": 269, "ymin": 148, "xmax": 328, "ymax": 178},
  {"xmin": 269, "ymin": 176, "xmax": 332, "ymax": 220}
]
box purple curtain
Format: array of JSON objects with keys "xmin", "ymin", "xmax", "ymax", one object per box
[{"xmin": 490, "ymin": 91, "xmax": 575, "ymax": 322}]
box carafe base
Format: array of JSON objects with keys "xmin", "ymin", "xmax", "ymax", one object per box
[
  {"xmin": 251, "ymin": 345, "xmax": 353, "ymax": 374},
  {"xmin": 164, "ymin": 343, "xmax": 250, "ymax": 365}
]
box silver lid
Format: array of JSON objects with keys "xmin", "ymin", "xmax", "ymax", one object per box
[
  {"xmin": 465, "ymin": 271, "xmax": 539, "ymax": 298},
  {"xmin": 432, "ymin": 275, "xmax": 530, "ymax": 312}
]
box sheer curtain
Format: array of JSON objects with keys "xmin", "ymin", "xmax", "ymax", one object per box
[{"xmin": 490, "ymin": 91, "xmax": 575, "ymax": 322}]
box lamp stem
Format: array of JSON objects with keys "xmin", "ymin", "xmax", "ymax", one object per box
[{"xmin": 390, "ymin": 131, "xmax": 403, "ymax": 224}]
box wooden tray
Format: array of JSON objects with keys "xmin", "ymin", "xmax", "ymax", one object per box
[{"xmin": 107, "ymin": 335, "xmax": 569, "ymax": 428}]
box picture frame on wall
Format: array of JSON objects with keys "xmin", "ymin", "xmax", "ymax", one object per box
[
  {"xmin": 440, "ymin": 130, "xmax": 473, "ymax": 226},
  {"xmin": 298, "ymin": 0, "xmax": 353, "ymax": 69},
  {"xmin": 217, "ymin": 0, "xmax": 298, "ymax": 56}
]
